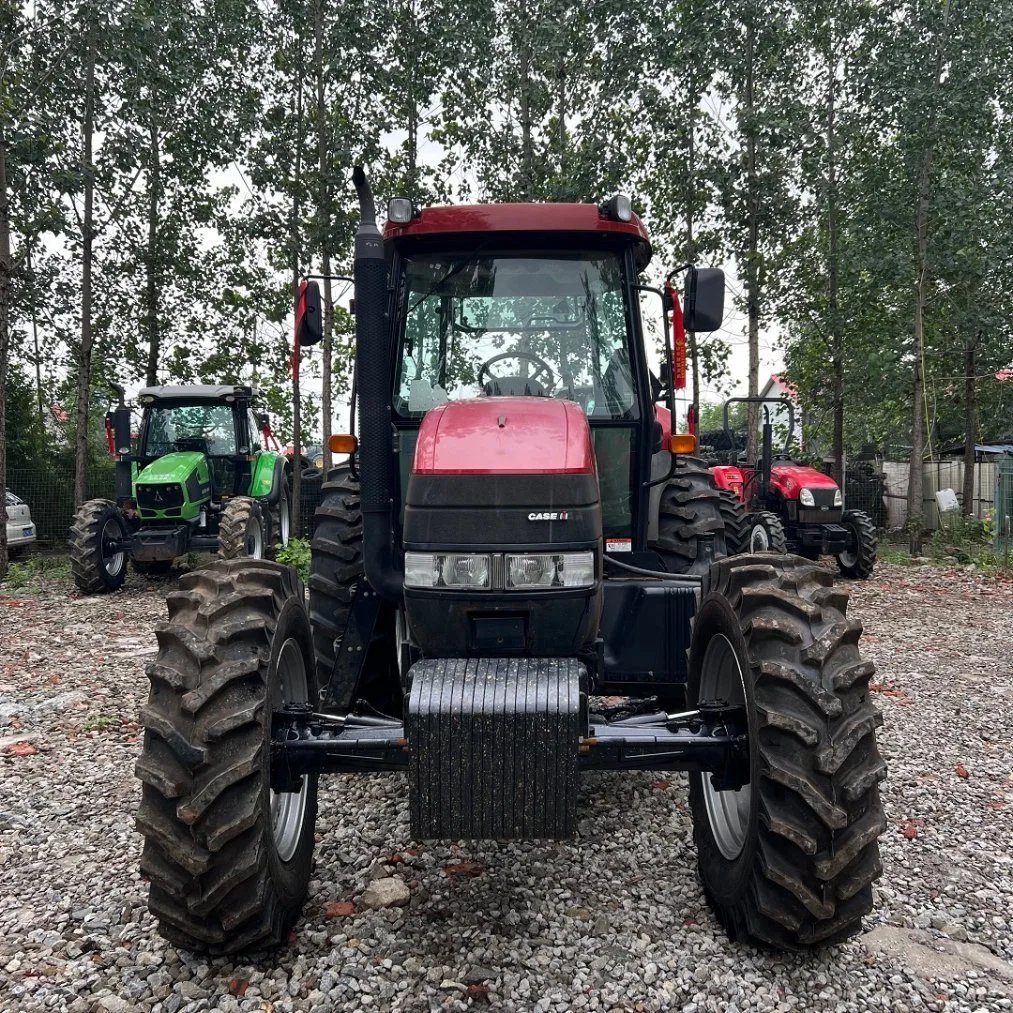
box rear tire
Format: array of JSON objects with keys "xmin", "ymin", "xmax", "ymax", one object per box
[
  {"xmin": 689, "ymin": 555, "xmax": 886, "ymax": 950},
  {"xmin": 744, "ymin": 511, "xmax": 787, "ymax": 554},
  {"xmin": 135, "ymin": 560, "xmax": 317, "ymax": 954},
  {"xmin": 69, "ymin": 499, "xmax": 128, "ymax": 594},
  {"xmin": 718, "ymin": 489, "xmax": 748, "ymax": 555},
  {"xmin": 653, "ymin": 456, "xmax": 728, "ymax": 575},
  {"xmin": 309, "ymin": 467, "xmax": 363, "ymax": 706},
  {"xmin": 218, "ymin": 497, "xmax": 265, "ymax": 560},
  {"xmin": 836, "ymin": 510, "xmax": 877, "ymax": 580}
]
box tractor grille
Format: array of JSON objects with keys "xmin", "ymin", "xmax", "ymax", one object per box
[
  {"xmin": 800, "ymin": 508, "xmax": 842, "ymax": 525},
  {"xmin": 809, "ymin": 488, "xmax": 838, "ymax": 509},
  {"xmin": 136, "ymin": 483, "xmax": 184, "ymax": 511}
]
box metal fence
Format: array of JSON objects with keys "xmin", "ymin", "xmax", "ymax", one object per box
[
  {"xmin": 996, "ymin": 460, "xmax": 1013, "ymax": 554},
  {"xmin": 7, "ymin": 463, "xmax": 116, "ymax": 546}
]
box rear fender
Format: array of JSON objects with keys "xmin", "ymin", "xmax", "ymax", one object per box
[{"xmin": 711, "ymin": 465, "xmax": 746, "ymax": 500}]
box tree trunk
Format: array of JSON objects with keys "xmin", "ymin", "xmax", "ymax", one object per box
[
  {"xmin": 290, "ymin": 58, "xmax": 305, "ymax": 537},
  {"xmin": 0, "ymin": 131, "xmax": 12, "ymax": 577},
  {"xmin": 826, "ymin": 34, "xmax": 844, "ymax": 488},
  {"xmin": 906, "ymin": 0, "xmax": 951, "ymax": 553},
  {"xmin": 26, "ymin": 245, "xmax": 44, "ymax": 430},
  {"xmin": 744, "ymin": 12, "xmax": 760, "ymax": 464},
  {"xmin": 74, "ymin": 39, "xmax": 96, "ymax": 508},
  {"xmin": 962, "ymin": 334, "xmax": 978, "ymax": 516},
  {"xmin": 518, "ymin": 4, "xmax": 533, "ymax": 199},
  {"xmin": 315, "ymin": 0, "xmax": 334, "ymax": 475},
  {"xmin": 144, "ymin": 119, "xmax": 161, "ymax": 386},
  {"xmin": 686, "ymin": 80, "xmax": 699, "ymax": 415}
]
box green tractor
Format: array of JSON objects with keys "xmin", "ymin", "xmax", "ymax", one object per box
[{"xmin": 70, "ymin": 384, "xmax": 293, "ymax": 594}]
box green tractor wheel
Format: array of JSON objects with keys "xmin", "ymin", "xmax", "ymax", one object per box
[
  {"xmin": 267, "ymin": 477, "xmax": 292, "ymax": 560},
  {"xmin": 218, "ymin": 497, "xmax": 266, "ymax": 560},
  {"xmin": 69, "ymin": 499, "xmax": 129, "ymax": 594}
]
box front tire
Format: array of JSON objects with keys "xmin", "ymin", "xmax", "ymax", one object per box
[
  {"xmin": 653, "ymin": 456, "xmax": 728, "ymax": 575},
  {"xmin": 135, "ymin": 560, "xmax": 318, "ymax": 954},
  {"xmin": 218, "ymin": 497, "xmax": 265, "ymax": 560},
  {"xmin": 69, "ymin": 499, "xmax": 128, "ymax": 594},
  {"xmin": 836, "ymin": 509, "xmax": 877, "ymax": 580},
  {"xmin": 744, "ymin": 510, "xmax": 787, "ymax": 554},
  {"xmin": 689, "ymin": 555, "xmax": 887, "ymax": 949}
]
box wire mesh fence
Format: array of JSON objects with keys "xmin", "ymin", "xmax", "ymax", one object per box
[
  {"xmin": 7, "ymin": 463, "xmax": 117, "ymax": 547},
  {"xmin": 995, "ymin": 460, "xmax": 1013, "ymax": 558}
]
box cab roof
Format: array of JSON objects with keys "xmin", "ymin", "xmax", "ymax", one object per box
[
  {"xmin": 138, "ymin": 385, "xmax": 254, "ymax": 404},
  {"xmin": 384, "ymin": 203, "xmax": 653, "ymax": 269}
]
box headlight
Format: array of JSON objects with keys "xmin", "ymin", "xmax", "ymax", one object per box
[
  {"xmin": 506, "ymin": 552, "xmax": 595, "ymax": 589},
  {"xmin": 834, "ymin": 489, "xmax": 843, "ymax": 507},
  {"xmin": 404, "ymin": 552, "xmax": 491, "ymax": 589},
  {"xmin": 799, "ymin": 489, "xmax": 815, "ymax": 507},
  {"xmin": 404, "ymin": 551, "xmax": 595, "ymax": 590}
]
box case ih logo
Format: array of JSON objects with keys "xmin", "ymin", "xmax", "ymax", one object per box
[{"xmin": 528, "ymin": 511, "xmax": 568, "ymax": 521}]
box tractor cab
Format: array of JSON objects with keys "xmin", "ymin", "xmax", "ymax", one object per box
[{"xmin": 381, "ymin": 201, "xmax": 722, "ymax": 552}]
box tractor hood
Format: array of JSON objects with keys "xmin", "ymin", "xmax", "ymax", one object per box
[
  {"xmin": 136, "ymin": 452, "xmax": 207, "ymax": 485},
  {"xmin": 769, "ymin": 464, "xmax": 839, "ymax": 499},
  {"xmin": 413, "ymin": 398, "xmax": 596, "ymax": 476}
]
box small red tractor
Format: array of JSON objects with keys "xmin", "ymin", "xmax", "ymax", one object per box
[
  {"xmin": 134, "ymin": 170, "xmax": 886, "ymax": 954},
  {"xmin": 709, "ymin": 397, "xmax": 878, "ymax": 579}
]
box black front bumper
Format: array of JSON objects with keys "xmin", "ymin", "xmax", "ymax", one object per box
[
  {"xmin": 272, "ymin": 656, "xmax": 748, "ymax": 841},
  {"xmin": 796, "ymin": 522, "xmax": 849, "ymax": 555}
]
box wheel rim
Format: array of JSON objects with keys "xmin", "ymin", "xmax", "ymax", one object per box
[
  {"xmin": 838, "ymin": 523, "xmax": 859, "ymax": 568},
  {"xmin": 699, "ymin": 633, "xmax": 752, "ymax": 860},
  {"xmin": 245, "ymin": 514, "xmax": 264, "ymax": 558},
  {"xmin": 279, "ymin": 496, "xmax": 291, "ymax": 547},
  {"xmin": 101, "ymin": 518, "xmax": 126, "ymax": 577},
  {"xmin": 749, "ymin": 523, "xmax": 770, "ymax": 553},
  {"xmin": 271, "ymin": 637, "xmax": 309, "ymax": 863}
]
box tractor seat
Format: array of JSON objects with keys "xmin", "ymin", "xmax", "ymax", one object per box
[
  {"xmin": 482, "ymin": 377, "xmax": 549, "ymax": 397},
  {"xmin": 174, "ymin": 436, "xmax": 211, "ymax": 455}
]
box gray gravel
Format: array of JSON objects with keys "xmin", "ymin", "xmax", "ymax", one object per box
[{"xmin": 1, "ymin": 561, "xmax": 1012, "ymax": 1012}]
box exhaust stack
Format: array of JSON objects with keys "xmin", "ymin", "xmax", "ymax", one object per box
[{"xmin": 352, "ymin": 166, "xmax": 403, "ymax": 604}]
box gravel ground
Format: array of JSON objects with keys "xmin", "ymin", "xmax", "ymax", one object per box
[{"xmin": 1, "ymin": 560, "xmax": 1012, "ymax": 1013}]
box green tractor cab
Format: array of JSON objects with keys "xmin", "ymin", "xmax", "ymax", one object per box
[{"xmin": 69, "ymin": 384, "xmax": 292, "ymax": 594}]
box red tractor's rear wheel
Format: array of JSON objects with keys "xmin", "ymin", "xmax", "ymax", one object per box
[
  {"xmin": 718, "ymin": 489, "xmax": 748, "ymax": 555},
  {"xmin": 689, "ymin": 555, "xmax": 886, "ymax": 949}
]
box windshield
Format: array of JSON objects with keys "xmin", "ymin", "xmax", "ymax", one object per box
[
  {"xmin": 143, "ymin": 405, "xmax": 237, "ymax": 457},
  {"xmin": 395, "ymin": 251, "xmax": 636, "ymax": 419}
]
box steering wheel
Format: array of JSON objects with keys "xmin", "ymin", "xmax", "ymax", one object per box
[{"xmin": 478, "ymin": 351, "xmax": 556, "ymax": 393}]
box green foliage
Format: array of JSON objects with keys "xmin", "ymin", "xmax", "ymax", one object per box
[{"xmin": 275, "ymin": 537, "xmax": 311, "ymax": 584}]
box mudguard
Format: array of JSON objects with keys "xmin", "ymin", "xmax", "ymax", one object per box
[{"xmin": 250, "ymin": 453, "xmax": 287, "ymax": 503}]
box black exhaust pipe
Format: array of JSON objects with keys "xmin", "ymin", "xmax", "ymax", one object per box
[
  {"xmin": 352, "ymin": 166, "xmax": 403, "ymax": 604},
  {"xmin": 109, "ymin": 383, "xmax": 133, "ymax": 502}
]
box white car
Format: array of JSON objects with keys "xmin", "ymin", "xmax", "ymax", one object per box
[{"xmin": 5, "ymin": 491, "xmax": 37, "ymax": 555}]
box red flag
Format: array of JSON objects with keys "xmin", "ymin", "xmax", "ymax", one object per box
[{"xmin": 665, "ymin": 280, "xmax": 687, "ymax": 391}]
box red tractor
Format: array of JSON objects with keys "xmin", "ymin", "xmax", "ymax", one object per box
[
  {"xmin": 133, "ymin": 170, "xmax": 886, "ymax": 955},
  {"xmin": 710, "ymin": 397, "xmax": 878, "ymax": 580}
]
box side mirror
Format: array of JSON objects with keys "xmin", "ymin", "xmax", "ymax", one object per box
[
  {"xmin": 296, "ymin": 279, "xmax": 323, "ymax": 346},
  {"xmin": 683, "ymin": 267, "xmax": 724, "ymax": 332},
  {"xmin": 257, "ymin": 412, "xmax": 270, "ymax": 431}
]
